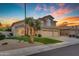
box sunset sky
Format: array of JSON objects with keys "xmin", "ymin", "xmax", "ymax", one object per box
[
  {"xmin": 0, "ymin": 3, "xmax": 79, "ymax": 26},
  {"xmin": 26, "ymin": 3, "xmax": 79, "ymax": 20}
]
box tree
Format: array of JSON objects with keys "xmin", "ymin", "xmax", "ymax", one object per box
[
  {"xmin": 25, "ymin": 17, "xmax": 35, "ymax": 43},
  {"xmin": 34, "ymin": 20, "xmax": 41, "ymax": 36},
  {"xmin": 25, "ymin": 17, "xmax": 42, "ymax": 43},
  {"xmin": 25, "ymin": 17, "xmax": 30, "ymax": 36}
]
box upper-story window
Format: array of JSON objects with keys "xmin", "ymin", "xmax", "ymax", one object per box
[{"xmin": 46, "ymin": 19, "xmax": 52, "ymax": 27}]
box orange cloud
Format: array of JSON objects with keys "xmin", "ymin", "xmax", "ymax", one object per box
[
  {"xmin": 0, "ymin": 18, "xmax": 19, "ymax": 28},
  {"xmin": 51, "ymin": 8, "xmax": 71, "ymax": 17},
  {"xmin": 56, "ymin": 16, "xmax": 79, "ymax": 26}
]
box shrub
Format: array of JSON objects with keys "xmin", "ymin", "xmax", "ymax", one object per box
[
  {"xmin": 0, "ymin": 33, "xmax": 5, "ymax": 40},
  {"xmin": 35, "ymin": 34, "xmax": 37, "ymax": 36},
  {"xmin": 9, "ymin": 33, "xmax": 13, "ymax": 36},
  {"xmin": 38, "ymin": 34, "xmax": 42, "ymax": 37},
  {"xmin": 15, "ymin": 36, "xmax": 29, "ymax": 42},
  {"xmin": 5, "ymin": 28, "xmax": 11, "ymax": 31},
  {"xmin": 26, "ymin": 35, "xmax": 30, "ymax": 37}
]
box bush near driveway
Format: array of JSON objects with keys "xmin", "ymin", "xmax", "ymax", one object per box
[
  {"xmin": 16, "ymin": 36, "xmax": 29, "ymax": 42},
  {"xmin": 0, "ymin": 33, "xmax": 5, "ymax": 40}
]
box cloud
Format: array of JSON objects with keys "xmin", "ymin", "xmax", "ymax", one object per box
[
  {"xmin": 51, "ymin": 5, "xmax": 79, "ymax": 17},
  {"xmin": 35, "ymin": 4, "xmax": 48, "ymax": 11},
  {"xmin": 43, "ymin": 4, "xmax": 48, "ymax": 11},
  {"xmin": 35, "ymin": 4, "xmax": 71, "ymax": 17},
  {"xmin": 51, "ymin": 8, "xmax": 72, "ymax": 17},
  {"xmin": 35, "ymin": 4, "xmax": 78, "ymax": 18},
  {"xmin": 56, "ymin": 16, "xmax": 79, "ymax": 26},
  {"xmin": 49, "ymin": 6, "xmax": 55, "ymax": 13},
  {"xmin": 35, "ymin": 4, "xmax": 42, "ymax": 11},
  {"xmin": 35, "ymin": 4, "xmax": 56, "ymax": 12}
]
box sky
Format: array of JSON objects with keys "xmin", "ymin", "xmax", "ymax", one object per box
[
  {"xmin": 0, "ymin": 3, "xmax": 79, "ymax": 20},
  {"xmin": 0, "ymin": 3, "xmax": 24, "ymax": 26},
  {"xmin": 0, "ymin": 3, "xmax": 79, "ymax": 26},
  {"xmin": 26, "ymin": 3, "xmax": 79, "ymax": 20},
  {"xmin": 0, "ymin": 3, "xmax": 24, "ymax": 20}
]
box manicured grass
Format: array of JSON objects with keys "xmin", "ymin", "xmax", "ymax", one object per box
[
  {"xmin": 34, "ymin": 37, "xmax": 62, "ymax": 44},
  {"xmin": 6, "ymin": 36, "xmax": 29, "ymax": 42},
  {"xmin": 7, "ymin": 36, "xmax": 62, "ymax": 44}
]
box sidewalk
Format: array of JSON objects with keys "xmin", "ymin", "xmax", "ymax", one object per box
[
  {"xmin": 50, "ymin": 36, "xmax": 79, "ymax": 42},
  {"xmin": 0, "ymin": 36, "xmax": 79, "ymax": 56}
]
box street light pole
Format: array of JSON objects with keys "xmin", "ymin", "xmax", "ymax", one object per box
[{"xmin": 24, "ymin": 3, "xmax": 27, "ymax": 36}]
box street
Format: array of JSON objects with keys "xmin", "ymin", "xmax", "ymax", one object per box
[{"xmin": 30, "ymin": 44, "xmax": 79, "ymax": 56}]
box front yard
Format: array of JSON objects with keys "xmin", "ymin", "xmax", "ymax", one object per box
[
  {"xmin": 11, "ymin": 36, "xmax": 62, "ymax": 44},
  {"xmin": 0, "ymin": 36, "xmax": 62, "ymax": 51}
]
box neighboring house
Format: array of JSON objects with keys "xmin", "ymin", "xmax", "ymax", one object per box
[
  {"xmin": 11, "ymin": 15, "xmax": 60, "ymax": 37},
  {"xmin": 58, "ymin": 26, "xmax": 79, "ymax": 36}
]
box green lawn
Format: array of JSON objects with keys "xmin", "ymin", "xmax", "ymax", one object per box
[
  {"xmin": 34, "ymin": 37, "xmax": 62, "ymax": 44},
  {"xmin": 8, "ymin": 36, "xmax": 62, "ymax": 44}
]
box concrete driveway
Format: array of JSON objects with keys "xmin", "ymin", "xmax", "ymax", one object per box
[{"xmin": 52, "ymin": 36, "xmax": 79, "ymax": 42}]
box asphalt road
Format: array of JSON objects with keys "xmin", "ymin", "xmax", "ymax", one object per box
[{"xmin": 30, "ymin": 44, "xmax": 79, "ymax": 56}]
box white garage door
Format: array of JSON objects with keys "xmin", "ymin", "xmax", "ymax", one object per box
[
  {"xmin": 40, "ymin": 31, "xmax": 53, "ymax": 37},
  {"xmin": 53, "ymin": 32, "xmax": 59, "ymax": 36},
  {"xmin": 40, "ymin": 30, "xmax": 59, "ymax": 37}
]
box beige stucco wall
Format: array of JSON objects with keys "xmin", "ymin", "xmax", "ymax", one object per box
[
  {"xmin": 39, "ymin": 30, "xmax": 59, "ymax": 37},
  {"xmin": 12, "ymin": 22, "xmax": 35, "ymax": 36},
  {"xmin": 12, "ymin": 21, "xmax": 59, "ymax": 37},
  {"xmin": 12, "ymin": 22, "xmax": 25, "ymax": 36}
]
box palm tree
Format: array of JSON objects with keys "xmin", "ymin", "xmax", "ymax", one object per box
[
  {"xmin": 25, "ymin": 17, "xmax": 42, "ymax": 43},
  {"xmin": 25, "ymin": 17, "xmax": 30, "ymax": 36},
  {"xmin": 34, "ymin": 20, "xmax": 41, "ymax": 36},
  {"xmin": 24, "ymin": 4, "xmax": 35, "ymax": 43},
  {"xmin": 25, "ymin": 17, "xmax": 35, "ymax": 43}
]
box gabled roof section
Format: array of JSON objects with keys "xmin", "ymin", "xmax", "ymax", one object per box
[
  {"xmin": 38, "ymin": 15, "xmax": 54, "ymax": 21},
  {"xmin": 11, "ymin": 20, "xmax": 24, "ymax": 27}
]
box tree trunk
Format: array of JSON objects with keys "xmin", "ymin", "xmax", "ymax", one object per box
[
  {"xmin": 26, "ymin": 25, "xmax": 29, "ymax": 36},
  {"xmin": 25, "ymin": 24, "xmax": 27, "ymax": 36},
  {"xmin": 34, "ymin": 29, "xmax": 37, "ymax": 36},
  {"xmin": 28, "ymin": 27, "xmax": 34, "ymax": 44},
  {"xmin": 29, "ymin": 35, "xmax": 34, "ymax": 44}
]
